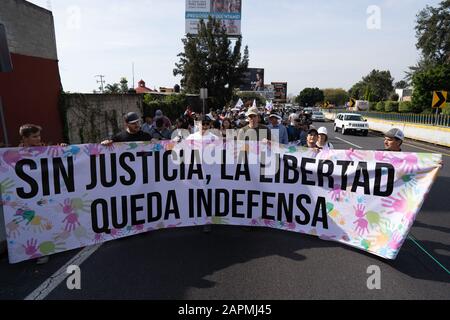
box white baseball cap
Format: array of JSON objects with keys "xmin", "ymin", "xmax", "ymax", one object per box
[{"xmin": 317, "ymin": 127, "xmax": 328, "ymax": 135}]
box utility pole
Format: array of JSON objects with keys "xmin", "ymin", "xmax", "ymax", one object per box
[{"xmin": 95, "ymin": 75, "xmax": 105, "ymax": 93}]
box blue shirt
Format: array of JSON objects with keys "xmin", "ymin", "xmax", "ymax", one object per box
[{"xmin": 268, "ymin": 123, "xmax": 289, "ymax": 145}]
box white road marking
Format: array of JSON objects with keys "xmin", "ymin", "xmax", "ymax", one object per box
[
  {"xmin": 24, "ymin": 244, "xmax": 102, "ymax": 300},
  {"xmin": 333, "ymin": 136, "xmax": 363, "ymax": 149}
]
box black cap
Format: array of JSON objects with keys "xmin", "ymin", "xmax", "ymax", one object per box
[
  {"xmin": 307, "ymin": 128, "xmax": 318, "ymax": 135},
  {"xmin": 124, "ymin": 112, "xmax": 140, "ymax": 123},
  {"xmin": 201, "ymin": 116, "xmax": 212, "ymax": 123}
]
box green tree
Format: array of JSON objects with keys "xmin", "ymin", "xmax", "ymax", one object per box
[
  {"xmin": 395, "ymin": 80, "xmax": 409, "ymax": 89},
  {"xmin": 104, "ymin": 83, "xmax": 120, "ymax": 94},
  {"xmin": 411, "ymin": 63, "xmax": 450, "ymax": 112},
  {"xmin": 349, "ymin": 70, "xmax": 394, "ymax": 102},
  {"xmin": 415, "ymin": 0, "xmax": 450, "ymax": 65},
  {"xmin": 295, "ymin": 87, "xmax": 324, "ymax": 106},
  {"xmin": 119, "ymin": 77, "xmax": 129, "ymax": 94},
  {"xmin": 322, "ymin": 88, "xmax": 349, "ymax": 106},
  {"xmin": 173, "ymin": 17, "xmax": 249, "ymax": 108}
]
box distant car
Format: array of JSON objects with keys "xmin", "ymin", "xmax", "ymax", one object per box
[
  {"xmin": 303, "ymin": 107, "xmax": 314, "ymax": 115},
  {"xmin": 311, "ymin": 111, "xmax": 325, "ymax": 122},
  {"xmin": 334, "ymin": 113, "xmax": 369, "ymax": 136}
]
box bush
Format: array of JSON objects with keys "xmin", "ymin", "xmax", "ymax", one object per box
[
  {"xmin": 398, "ymin": 101, "xmax": 413, "ymax": 113},
  {"xmin": 143, "ymin": 94, "xmax": 188, "ymax": 121},
  {"xmin": 390, "ymin": 93, "xmax": 399, "ymax": 101},
  {"xmin": 443, "ymin": 103, "xmax": 450, "ymax": 115},
  {"xmin": 384, "ymin": 101, "xmax": 399, "ymax": 112},
  {"xmin": 375, "ymin": 101, "xmax": 385, "ymax": 112}
]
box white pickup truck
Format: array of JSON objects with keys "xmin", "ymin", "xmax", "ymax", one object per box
[{"xmin": 334, "ymin": 113, "xmax": 369, "ymax": 136}]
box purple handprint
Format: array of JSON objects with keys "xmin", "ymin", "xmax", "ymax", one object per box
[{"xmin": 329, "ymin": 184, "xmax": 346, "ymax": 202}]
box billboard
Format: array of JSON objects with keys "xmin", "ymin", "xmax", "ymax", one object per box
[
  {"xmin": 186, "ymin": 0, "xmax": 242, "ymax": 36},
  {"xmin": 272, "ymin": 82, "xmax": 288, "ymax": 103},
  {"xmin": 240, "ymin": 68, "xmax": 264, "ymax": 91}
]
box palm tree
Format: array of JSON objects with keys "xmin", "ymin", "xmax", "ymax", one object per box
[{"xmin": 104, "ymin": 83, "xmax": 120, "ymax": 94}]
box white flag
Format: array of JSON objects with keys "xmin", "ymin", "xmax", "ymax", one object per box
[
  {"xmin": 265, "ymin": 100, "xmax": 273, "ymax": 111},
  {"xmin": 235, "ymin": 98, "xmax": 244, "ymax": 108},
  {"xmin": 252, "ymin": 99, "xmax": 257, "ymax": 108}
]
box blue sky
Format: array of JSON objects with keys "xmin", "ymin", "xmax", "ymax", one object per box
[{"xmin": 26, "ymin": 0, "xmax": 441, "ymax": 96}]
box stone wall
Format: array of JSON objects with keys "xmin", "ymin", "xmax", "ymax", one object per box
[{"xmin": 64, "ymin": 94, "xmax": 144, "ymax": 144}]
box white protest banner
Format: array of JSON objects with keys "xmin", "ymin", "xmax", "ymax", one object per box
[{"xmin": 0, "ymin": 140, "xmax": 441, "ymax": 263}]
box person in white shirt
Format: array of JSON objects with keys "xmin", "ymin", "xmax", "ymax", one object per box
[{"xmin": 317, "ymin": 127, "xmax": 334, "ymax": 150}]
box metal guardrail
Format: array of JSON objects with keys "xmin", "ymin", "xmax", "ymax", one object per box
[{"xmin": 322, "ymin": 109, "xmax": 450, "ymax": 128}]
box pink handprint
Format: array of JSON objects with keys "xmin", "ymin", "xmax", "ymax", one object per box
[
  {"xmin": 387, "ymin": 232, "xmax": 404, "ymax": 250},
  {"xmin": 353, "ymin": 204, "xmax": 369, "ymax": 236},
  {"xmin": 250, "ymin": 219, "xmax": 260, "ymax": 226},
  {"xmin": 374, "ymin": 151, "xmax": 388, "ymax": 161},
  {"xmin": 284, "ymin": 221, "xmax": 296, "ymax": 231},
  {"xmin": 62, "ymin": 213, "xmax": 80, "ymax": 232},
  {"xmin": 3, "ymin": 150, "xmax": 31, "ymax": 167},
  {"xmin": 23, "ymin": 239, "xmax": 39, "ymax": 257},
  {"xmin": 110, "ymin": 228, "xmax": 122, "ymax": 238},
  {"xmin": 401, "ymin": 154, "xmax": 419, "ymax": 173},
  {"xmin": 26, "ymin": 146, "xmax": 47, "ymax": 157},
  {"xmin": 353, "ymin": 204, "xmax": 366, "ymax": 218},
  {"xmin": 388, "ymin": 155, "xmax": 404, "ymax": 167},
  {"xmin": 262, "ymin": 219, "xmax": 276, "ymax": 228},
  {"xmin": 345, "ymin": 148, "xmax": 364, "ymax": 161},
  {"xmin": 61, "ymin": 199, "xmax": 75, "ymax": 215},
  {"xmin": 354, "ymin": 218, "xmax": 369, "ymax": 236},
  {"xmin": 329, "ymin": 184, "xmax": 345, "ymax": 202},
  {"xmin": 94, "ymin": 233, "xmax": 105, "ymax": 244},
  {"xmin": 132, "ymin": 224, "xmax": 145, "ymax": 233},
  {"xmin": 84, "ymin": 144, "xmax": 103, "ymax": 156},
  {"xmin": 381, "ymin": 192, "xmax": 407, "ymax": 214}
]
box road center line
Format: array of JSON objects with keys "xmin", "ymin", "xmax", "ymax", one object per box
[
  {"xmin": 333, "ymin": 136, "xmax": 363, "ymax": 149},
  {"xmin": 24, "ymin": 244, "xmax": 102, "ymax": 300}
]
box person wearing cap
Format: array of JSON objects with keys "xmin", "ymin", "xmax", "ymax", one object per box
[
  {"xmin": 149, "ymin": 117, "xmax": 172, "ymax": 141},
  {"xmin": 101, "ymin": 112, "xmax": 151, "ymax": 144},
  {"xmin": 152, "ymin": 109, "xmax": 172, "ymax": 129},
  {"xmin": 384, "ymin": 128, "xmax": 404, "ymax": 151},
  {"xmin": 141, "ymin": 115, "xmax": 153, "ymax": 135},
  {"xmin": 306, "ymin": 128, "xmax": 320, "ymax": 150},
  {"xmin": 237, "ymin": 106, "xmax": 271, "ymax": 141},
  {"xmin": 267, "ymin": 111, "xmax": 289, "ymax": 145},
  {"xmin": 186, "ymin": 116, "xmax": 218, "ymax": 142},
  {"xmin": 317, "ymin": 127, "xmax": 334, "ymax": 150}
]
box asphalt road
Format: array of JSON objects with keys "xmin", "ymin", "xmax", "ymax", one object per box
[{"xmin": 1, "ymin": 121, "xmax": 449, "ymax": 300}]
